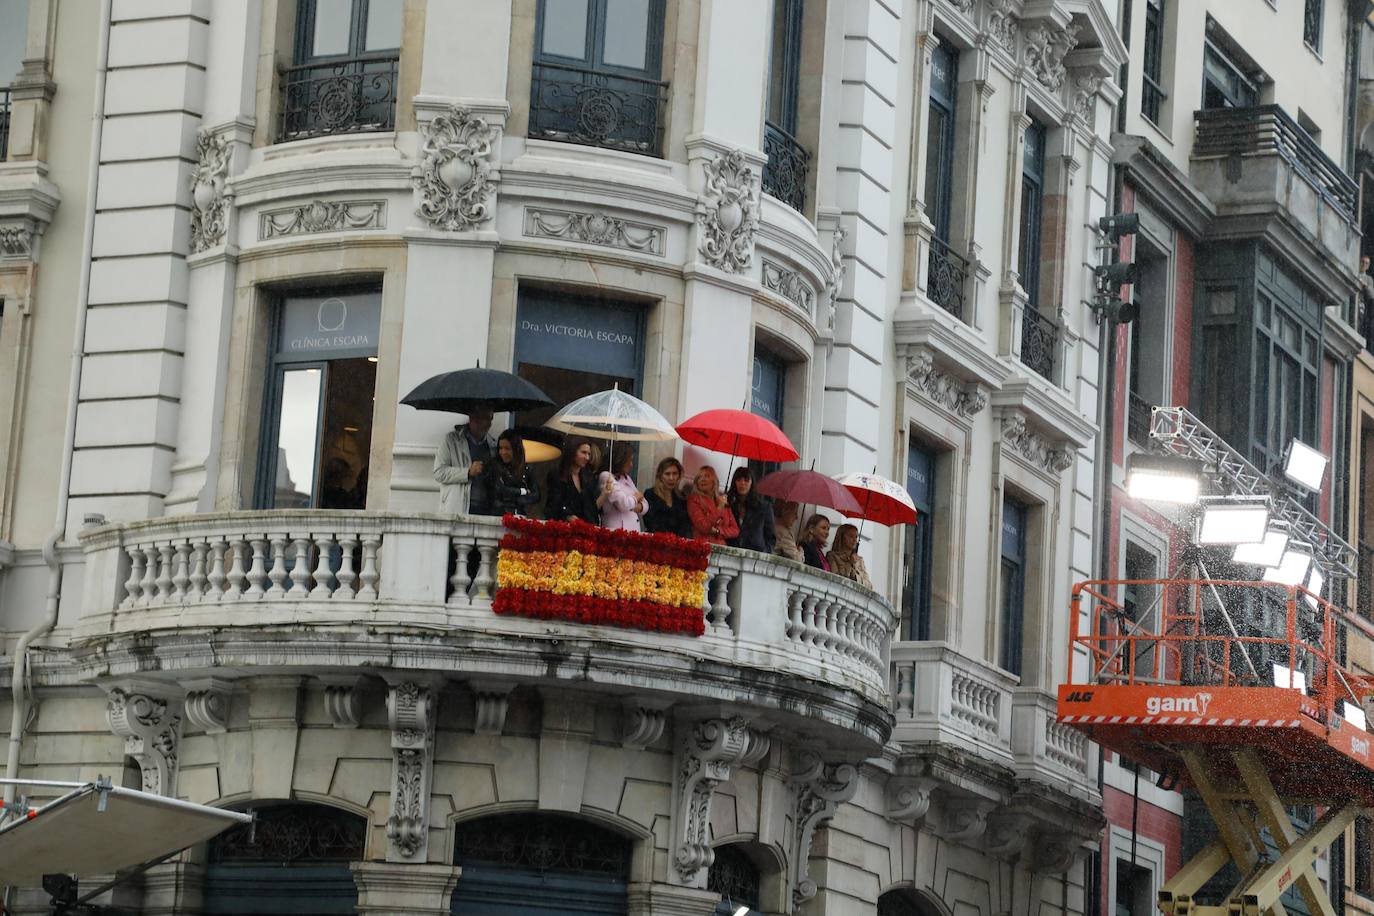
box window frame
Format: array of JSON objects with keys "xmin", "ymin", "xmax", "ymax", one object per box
[
  {"xmin": 923, "ymin": 40, "xmax": 959, "ymax": 242},
  {"xmin": 293, "ymin": 0, "xmax": 401, "ymax": 65},
  {"xmin": 1201, "ymin": 40, "xmax": 1257, "ymax": 110},
  {"xmin": 1017, "ymin": 120, "xmax": 1046, "ymax": 308},
  {"xmin": 902, "ymin": 440, "xmax": 937, "ymax": 642},
  {"xmin": 1303, "ymin": 0, "xmax": 1323, "ymax": 53},
  {"xmin": 766, "ymin": 0, "xmax": 805, "ymax": 136},
  {"xmin": 1140, "ymin": 0, "xmax": 1168, "ymax": 125},
  {"xmin": 532, "ymin": 0, "xmax": 667, "ymax": 80},
  {"xmin": 998, "ymin": 496, "xmax": 1027, "ymax": 676}
]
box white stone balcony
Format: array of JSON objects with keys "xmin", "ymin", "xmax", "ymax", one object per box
[
  {"xmin": 1011, "ymin": 688, "xmax": 1095, "ymax": 800},
  {"xmin": 75, "ymin": 511, "xmax": 895, "ymax": 754}
]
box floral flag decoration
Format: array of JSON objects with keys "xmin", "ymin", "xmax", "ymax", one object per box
[{"xmin": 493, "ymin": 517, "xmax": 711, "ymax": 636}]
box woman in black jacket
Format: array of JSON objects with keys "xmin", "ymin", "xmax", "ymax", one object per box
[
  {"xmin": 544, "ymin": 437, "xmax": 600, "ymax": 524},
  {"xmin": 643, "ymin": 457, "xmax": 692, "ymax": 538},
  {"xmin": 726, "ymin": 466, "xmax": 775, "ymax": 553},
  {"xmin": 485, "ymin": 430, "xmax": 540, "ymax": 516}
]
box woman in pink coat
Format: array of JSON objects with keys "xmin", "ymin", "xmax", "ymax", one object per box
[{"xmin": 597, "ymin": 448, "xmax": 646, "ymax": 532}]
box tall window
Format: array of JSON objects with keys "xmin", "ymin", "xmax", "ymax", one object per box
[
  {"xmin": 279, "ymin": 0, "xmax": 402, "ymax": 141},
  {"xmin": 1357, "ymin": 816, "xmax": 1373, "ymax": 897},
  {"xmin": 1115, "ymin": 859, "xmax": 1154, "ymax": 916},
  {"xmin": 708, "ymin": 845, "xmax": 762, "ymax": 916},
  {"xmin": 1141, "ymin": 0, "xmax": 1166, "ymax": 124},
  {"xmin": 1303, "ymin": 0, "xmax": 1323, "ymax": 52},
  {"xmin": 0, "ymin": 0, "xmax": 28, "ymax": 160},
  {"xmin": 1251, "ymin": 256, "xmax": 1323, "ymax": 477},
  {"xmin": 530, "ymin": 0, "xmax": 668, "ymax": 156},
  {"xmin": 901, "ymin": 441, "xmax": 936, "ymax": 641},
  {"xmin": 750, "ymin": 348, "xmax": 788, "ymax": 479},
  {"xmin": 258, "ymin": 290, "xmax": 380, "ymax": 510},
  {"xmin": 923, "ymin": 41, "xmax": 967, "ymax": 319},
  {"xmin": 1201, "ymin": 41, "xmax": 1256, "ymax": 110},
  {"xmin": 999, "ymin": 497, "xmax": 1027, "ymax": 676},
  {"xmin": 1017, "ymin": 121, "xmax": 1046, "ymax": 307},
  {"xmin": 1122, "ymin": 541, "xmax": 1159, "ymax": 677},
  {"xmin": 763, "ymin": 0, "xmax": 808, "ymax": 211}
]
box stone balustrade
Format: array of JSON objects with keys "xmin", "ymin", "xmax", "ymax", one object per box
[
  {"xmin": 1011, "ymin": 688, "xmax": 1094, "ymax": 797},
  {"xmin": 78, "ymin": 512, "xmax": 894, "ymax": 718}
]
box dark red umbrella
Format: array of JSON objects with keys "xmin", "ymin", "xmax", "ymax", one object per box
[
  {"xmin": 755, "ymin": 469, "xmax": 861, "ymax": 513},
  {"xmin": 676, "ymin": 409, "xmax": 799, "ymax": 462}
]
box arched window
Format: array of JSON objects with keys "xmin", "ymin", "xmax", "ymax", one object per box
[
  {"xmin": 708, "ymin": 844, "xmax": 762, "ymax": 915},
  {"xmin": 203, "ymin": 802, "xmax": 367, "ymax": 915},
  {"xmin": 879, "ymin": 889, "xmax": 942, "ymax": 916},
  {"xmin": 451, "ymin": 813, "xmax": 632, "ymax": 914}
]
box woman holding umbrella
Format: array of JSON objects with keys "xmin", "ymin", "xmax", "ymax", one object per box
[
  {"xmin": 688, "ymin": 466, "xmax": 739, "ymax": 546},
  {"xmin": 597, "ymin": 448, "xmax": 647, "ymax": 532}
]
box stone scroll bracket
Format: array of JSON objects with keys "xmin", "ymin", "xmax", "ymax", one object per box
[
  {"xmin": 384, "ymin": 678, "xmax": 442, "ymax": 862},
  {"xmin": 622, "ymin": 699, "xmax": 672, "ymax": 751},
  {"xmin": 885, "ymin": 775, "xmax": 939, "ymax": 823},
  {"xmin": 468, "ymin": 679, "xmax": 515, "ymax": 736},
  {"xmin": 318, "ymin": 674, "xmax": 369, "ymax": 729},
  {"xmin": 106, "ymin": 685, "xmax": 184, "ymax": 797},
  {"xmin": 788, "ymin": 751, "xmax": 860, "ymax": 909},
  {"xmin": 182, "ymin": 677, "xmax": 235, "ymax": 735},
  {"xmin": 670, "ymin": 717, "xmax": 771, "ymax": 888},
  {"xmin": 935, "ymin": 796, "xmax": 997, "ymax": 846}
]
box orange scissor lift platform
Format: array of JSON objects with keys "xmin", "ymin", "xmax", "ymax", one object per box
[{"xmin": 1058, "ymin": 578, "xmax": 1374, "ymax": 916}]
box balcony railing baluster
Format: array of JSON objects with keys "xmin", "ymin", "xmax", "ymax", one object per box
[
  {"xmin": 1020, "ymin": 308, "xmax": 1058, "ymax": 381},
  {"xmin": 762, "ymin": 121, "xmax": 809, "ymax": 212},
  {"xmin": 529, "ymin": 62, "xmax": 667, "ymax": 158},
  {"xmin": 926, "ymin": 235, "xmax": 969, "ymax": 320},
  {"xmin": 277, "ymin": 56, "xmax": 400, "ymax": 143}
]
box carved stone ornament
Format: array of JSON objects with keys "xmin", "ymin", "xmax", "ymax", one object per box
[
  {"xmin": 385, "ymin": 682, "xmax": 437, "ymax": 860},
  {"xmin": 985, "ymin": 811, "xmax": 1036, "ymax": 860},
  {"xmin": 826, "ymin": 224, "xmax": 847, "ymax": 331},
  {"xmin": 622, "ymin": 703, "xmax": 668, "ymax": 750},
  {"xmin": 470, "ymin": 681, "xmax": 513, "ymax": 736},
  {"xmin": 1030, "ymin": 831, "xmax": 1081, "ymax": 873},
  {"xmin": 259, "ymin": 200, "xmax": 386, "ymax": 240},
  {"xmin": 697, "ymin": 149, "xmax": 759, "ymax": 273},
  {"xmin": 939, "ymin": 798, "xmax": 991, "ymax": 844},
  {"xmin": 524, "ymin": 207, "xmax": 666, "ymax": 256},
  {"xmin": 107, "ymin": 688, "xmax": 182, "ymax": 797},
  {"xmin": 183, "ymin": 680, "xmax": 231, "ymax": 735},
  {"xmin": 1022, "ymin": 21, "xmax": 1081, "ymax": 91},
  {"xmin": 322, "ymin": 679, "xmax": 364, "ymax": 729},
  {"xmin": 672, "ymin": 718, "xmax": 771, "ymax": 886},
  {"xmin": 0, "ymin": 225, "xmax": 33, "ymax": 260},
  {"xmin": 908, "ymin": 350, "xmax": 990, "ymax": 419},
  {"xmin": 986, "ymin": 0, "xmax": 1019, "ymax": 56},
  {"xmin": 413, "ymin": 106, "xmax": 500, "ymax": 232},
  {"xmin": 948, "ymin": 0, "xmax": 976, "ymax": 15},
  {"xmin": 885, "ymin": 776, "xmax": 938, "ymax": 822},
  {"xmin": 1071, "ymin": 70, "xmax": 1104, "ymax": 125},
  {"xmin": 189, "ymin": 128, "xmax": 233, "ymax": 253},
  {"xmin": 789, "ymin": 751, "xmax": 860, "ymax": 907},
  {"xmin": 1001, "ymin": 411, "xmax": 1074, "ymax": 473},
  {"xmin": 761, "ymin": 259, "xmax": 816, "ymax": 316}
]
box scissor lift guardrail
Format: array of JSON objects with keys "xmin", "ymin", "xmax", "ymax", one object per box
[{"xmin": 1058, "ymin": 578, "xmax": 1374, "ymax": 916}]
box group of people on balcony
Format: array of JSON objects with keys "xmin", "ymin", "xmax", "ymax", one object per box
[{"xmin": 435, "ymin": 409, "xmax": 871, "ymax": 590}]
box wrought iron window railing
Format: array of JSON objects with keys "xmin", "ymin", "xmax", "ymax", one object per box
[
  {"xmin": 762, "ymin": 120, "xmax": 809, "ymax": 212},
  {"xmin": 1019, "ymin": 308, "xmax": 1057, "ymax": 381},
  {"xmin": 926, "ymin": 235, "xmax": 968, "ymax": 320},
  {"xmin": 529, "ymin": 62, "xmax": 667, "ymax": 157},
  {"xmin": 0, "ymin": 86, "xmax": 10, "ymax": 161},
  {"xmin": 1128, "ymin": 391, "xmax": 1154, "ymax": 447},
  {"xmin": 1193, "ymin": 104, "xmax": 1357, "ymax": 222},
  {"xmin": 277, "ymin": 55, "xmax": 400, "ymax": 143}
]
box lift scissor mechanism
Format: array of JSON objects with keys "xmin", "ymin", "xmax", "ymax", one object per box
[{"xmin": 1058, "ymin": 575, "xmax": 1374, "ymax": 916}]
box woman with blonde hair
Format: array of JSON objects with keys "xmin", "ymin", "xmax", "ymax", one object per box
[
  {"xmin": 687, "ymin": 466, "xmax": 739, "ymax": 545},
  {"xmin": 643, "ymin": 456, "xmax": 692, "ymax": 537},
  {"xmin": 826, "ymin": 522, "xmax": 872, "ymax": 588},
  {"xmin": 772, "ymin": 500, "xmax": 803, "ymax": 562}
]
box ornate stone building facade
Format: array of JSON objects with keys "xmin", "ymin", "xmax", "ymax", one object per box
[{"xmin": 0, "ymin": 0, "xmax": 1121, "ymax": 913}]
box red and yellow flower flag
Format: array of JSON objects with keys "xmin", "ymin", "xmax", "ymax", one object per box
[{"xmin": 493, "ymin": 516, "xmax": 710, "ymax": 636}]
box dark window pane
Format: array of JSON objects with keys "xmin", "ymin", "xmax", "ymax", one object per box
[
  {"xmin": 364, "ymin": 0, "xmax": 402, "ymax": 50},
  {"xmin": 319, "ymin": 358, "xmax": 376, "ymax": 510},
  {"xmin": 602, "ymin": 0, "xmax": 650, "ymax": 69},
  {"xmin": 542, "ymin": 0, "xmax": 590, "ymax": 59},
  {"xmin": 1304, "ymin": 0, "xmax": 1323, "ymax": 49}
]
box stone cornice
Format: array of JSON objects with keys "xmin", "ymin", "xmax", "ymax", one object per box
[
  {"xmin": 1324, "ymin": 308, "xmax": 1363, "ymax": 362},
  {"xmin": 893, "ymin": 306, "xmax": 1012, "ymax": 392},
  {"xmin": 1111, "ymin": 133, "xmax": 1215, "ymax": 240}
]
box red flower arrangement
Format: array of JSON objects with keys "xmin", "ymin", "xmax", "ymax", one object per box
[{"xmin": 492, "ymin": 516, "xmax": 710, "ymax": 637}]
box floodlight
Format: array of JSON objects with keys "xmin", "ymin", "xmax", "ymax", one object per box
[
  {"xmin": 1282, "ymin": 439, "xmax": 1328, "ymax": 491},
  {"xmin": 1304, "ymin": 567, "xmax": 1325, "ymax": 609},
  {"xmin": 1272, "ymin": 662, "xmax": 1308, "ymax": 691},
  {"xmin": 1344, "ymin": 701, "xmax": 1368, "ymax": 732},
  {"xmin": 1263, "ymin": 548, "xmax": 1312, "ymax": 587},
  {"xmin": 734, "ymin": 908, "xmax": 750, "ymax": 916},
  {"xmin": 1232, "ymin": 527, "xmax": 1290, "ymax": 566},
  {"xmin": 1197, "ymin": 497, "xmax": 1269, "ymax": 545},
  {"xmin": 1125, "ymin": 454, "xmax": 1203, "ymax": 504}
]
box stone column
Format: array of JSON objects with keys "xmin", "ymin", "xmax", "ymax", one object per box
[{"xmin": 351, "ymin": 862, "xmax": 462, "ymax": 916}]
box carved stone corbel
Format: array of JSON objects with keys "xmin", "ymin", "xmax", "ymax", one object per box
[
  {"xmin": 319, "ymin": 675, "xmax": 366, "ymax": 729},
  {"xmin": 938, "ymin": 797, "xmax": 994, "ymax": 845},
  {"xmin": 189, "ymin": 128, "xmax": 233, "ymax": 253},
  {"xmin": 1022, "ymin": 20, "xmax": 1081, "ymax": 91},
  {"xmin": 1000, "ymin": 410, "xmax": 1075, "ymax": 474},
  {"xmin": 907, "ymin": 347, "xmax": 991, "ymax": 419},
  {"xmin": 469, "ymin": 680, "xmax": 514, "ymax": 736},
  {"xmin": 789, "ymin": 751, "xmax": 860, "ymax": 908},
  {"xmin": 622, "ymin": 700, "xmax": 670, "ymax": 750},
  {"xmin": 826, "ymin": 223, "xmax": 847, "ymax": 332},
  {"xmin": 697, "ymin": 149, "xmax": 759, "ymax": 273},
  {"xmin": 985, "ymin": 810, "xmax": 1037, "ymax": 860},
  {"xmin": 385, "ymin": 680, "xmax": 439, "ymax": 861},
  {"xmin": 413, "ymin": 105, "xmax": 500, "ymax": 231},
  {"xmin": 182, "ymin": 678, "xmax": 233, "ymax": 735},
  {"xmin": 885, "ymin": 775, "xmax": 938, "ymax": 822},
  {"xmin": 1029, "ymin": 830, "xmax": 1082, "ymax": 873},
  {"xmin": 671, "ymin": 718, "xmax": 771, "ymax": 886},
  {"xmin": 107, "ymin": 688, "xmax": 182, "ymax": 797}
]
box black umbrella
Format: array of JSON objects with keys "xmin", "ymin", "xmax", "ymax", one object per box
[{"xmin": 401, "ymin": 365, "xmax": 554, "ymax": 414}]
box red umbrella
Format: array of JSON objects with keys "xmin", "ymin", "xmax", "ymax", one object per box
[
  {"xmin": 834, "ymin": 471, "xmax": 917, "ymax": 526},
  {"xmin": 756, "ymin": 469, "xmax": 861, "ymax": 513},
  {"xmin": 676, "ymin": 409, "xmax": 799, "ymax": 462}
]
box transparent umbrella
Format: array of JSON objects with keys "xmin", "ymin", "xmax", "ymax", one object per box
[{"xmin": 544, "ymin": 385, "xmax": 678, "ymax": 470}]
